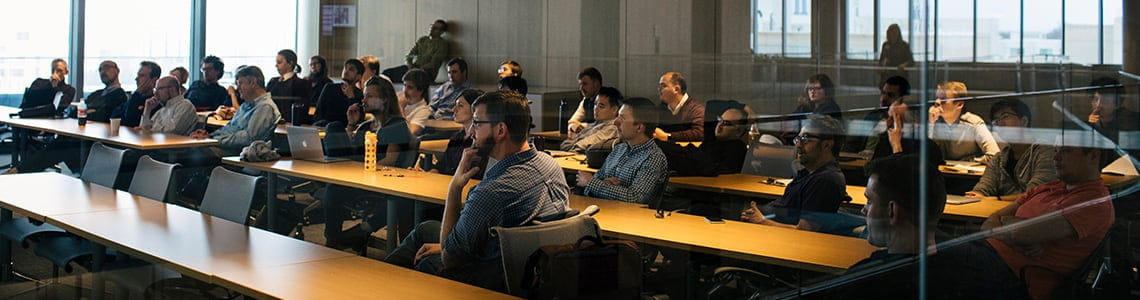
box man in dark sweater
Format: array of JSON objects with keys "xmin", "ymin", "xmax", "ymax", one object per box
[
  {"xmin": 112, "ymin": 61, "xmax": 160, "ymax": 127},
  {"xmin": 653, "ymin": 71, "xmax": 704, "ymax": 142},
  {"xmin": 185, "ymin": 55, "xmax": 230, "ymax": 111},
  {"xmin": 312, "ymin": 58, "xmax": 365, "ymax": 127},
  {"xmin": 78, "ymin": 60, "xmax": 128, "ymax": 122}
]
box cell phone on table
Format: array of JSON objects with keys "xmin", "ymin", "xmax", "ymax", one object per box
[{"xmin": 705, "ymin": 216, "xmax": 725, "ymax": 224}]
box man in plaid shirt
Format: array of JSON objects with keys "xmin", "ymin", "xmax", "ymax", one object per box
[{"xmin": 578, "ymin": 97, "xmax": 669, "ymax": 204}]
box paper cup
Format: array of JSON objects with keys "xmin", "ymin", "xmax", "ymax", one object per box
[{"xmin": 109, "ymin": 118, "xmax": 121, "ymax": 135}]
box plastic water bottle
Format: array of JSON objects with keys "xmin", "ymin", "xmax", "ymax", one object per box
[{"xmin": 76, "ymin": 99, "xmax": 87, "ymax": 126}]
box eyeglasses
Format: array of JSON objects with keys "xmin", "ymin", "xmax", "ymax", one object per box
[
  {"xmin": 993, "ymin": 112, "xmax": 1020, "ymax": 121},
  {"xmin": 716, "ymin": 117, "xmax": 747, "ymax": 127},
  {"xmin": 471, "ymin": 119, "xmax": 499, "ymax": 126},
  {"xmin": 793, "ymin": 134, "xmax": 820, "ymax": 146},
  {"xmin": 805, "ymin": 86, "xmax": 824, "ymax": 92}
]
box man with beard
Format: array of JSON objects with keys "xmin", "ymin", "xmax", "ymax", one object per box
[
  {"xmin": 832, "ymin": 154, "xmax": 1026, "ymax": 299},
  {"xmin": 140, "ymin": 76, "xmax": 198, "ymax": 135},
  {"xmin": 383, "ymin": 91, "xmax": 572, "ymax": 291},
  {"xmin": 111, "ymin": 61, "xmax": 160, "ymax": 127},
  {"xmin": 311, "ymin": 58, "xmax": 365, "ymax": 126},
  {"xmin": 740, "ymin": 114, "xmax": 849, "ymax": 233},
  {"xmin": 576, "ymin": 97, "xmax": 668, "ymax": 204}
]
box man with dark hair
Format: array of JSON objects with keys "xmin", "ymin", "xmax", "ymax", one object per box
[
  {"xmin": 561, "ymin": 86, "xmax": 621, "ymax": 153},
  {"xmin": 848, "ymin": 75, "xmax": 911, "ymax": 153},
  {"xmin": 190, "ymin": 65, "xmax": 282, "ymax": 155},
  {"xmin": 498, "ymin": 75, "xmax": 527, "ymax": 95},
  {"xmin": 23, "ymin": 58, "xmax": 77, "ymax": 115},
  {"xmin": 654, "ymin": 71, "xmax": 705, "ymax": 142},
  {"xmin": 170, "ymin": 67, "xmax": 189, "ymax": 85},
  {"xmin": 966, "ymin": 98, "xmax": 1056, "ymax": 200},
  {"xmin": 112, "ymin": 61, "xmax": 161, "ymax": 127},
  {"xmin": 983, "ymin": 134, "xmax": 1115, "ymax": 299},
  {"xmin": 577, "ymin": 97, "xmax": 667, "ymax": 204},
  {"xmin": 566, "ymin": 67, "xmax": 604, "ymax": 133},
  {"xmin": 312, "ymin": 58, "xmax": 365, "ymax": 126},
  {"xmin": 186, "ymin": 55, "xmax": 229, "ymax": 111},
  {"xmin": 359, "ymin": 55, "xmax": 381, "ymax": 88},
  {"xmin": 77, "ymin": 60, "xmax": 128, "ymax": 123},
  {"xmin": 384, "ymin": 91, "xmax": 571, "ymax": 291},
  {"xmin": 741, "ymin": 114, "xmax": 849, "ymax": 233},
  {"xmin": 838, "ymin": 154, "xmax": 1026, "ymax": 299},
  {"xmin": 1086, "ymin": 76, "xmax": 1138, "ymax": 167},
  {"xmin": 429, "ymin": 57, "xmax": 473, "ymax": 120},
  {"xmin": 383, "ymin": 19, "xmax": 450, "ymax": 81}
]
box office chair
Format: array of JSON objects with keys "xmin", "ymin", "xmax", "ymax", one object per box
[{"xmin": 490, "ymin": 205, "xmax": 601, "ymax": 297}]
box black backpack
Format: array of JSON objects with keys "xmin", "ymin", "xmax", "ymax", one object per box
[{"xmin": 521, "ymin": 235, "xmax": 642, "ymax": 300}]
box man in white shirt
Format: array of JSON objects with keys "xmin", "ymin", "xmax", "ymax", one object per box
[{"xmin": 141, "ymin": 76, "xmax": 198, "ymax": 135}]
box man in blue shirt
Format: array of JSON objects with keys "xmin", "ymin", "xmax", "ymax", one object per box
[
  {"xmin": 429, "ymin": 57, "xmax": 474, "ymax": 120},
  {"xmin": 741, "ymin": 114, "xmax": 850, "ymax": 234},
  {"xmin": 577, "ymin": 97, "xmax": 668, "ymax": 204},
  {"xmin": 384, "ymin": 91, "xmax": 571, "ymax": 291},
  {"xmin": 190, "ymin": 65, "xmax": 281, "ymax": 157}
]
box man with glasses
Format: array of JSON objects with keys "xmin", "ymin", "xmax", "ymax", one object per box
[
  {"xmin": 741, "ymin": 114, "xmax": 850, "ymax": 233},
  {"xmin": 186, "ymin": 55, "xmax": 229, "ymax": 111},
  {"xmin": 189, "ymin": 65, "xmax": 281, "ymax": 156},
  {"xmin": 576, "ymin": 97, "xmax": 667, "ymax": 204},
  {"xmin": 140, "ymin": 76, "xmax": 198, "ymax": 135},
  {"xmin": 928, "ymin": 81, "xmax": 1000, "ymax": 165},
  {"xmin": 383, "ymin": 91, "xmax": 571, "ymax": 291},
  {"xmin": 561, "ymin": 86, "xmax": 622, "ymax": 153},
  {"xmin": 965, "ymin": 98, "xmax": 1056, "ymax": 200},
  {"xmin": 112, "ymin": 61, "xmax": 161, "ymax": 127}
]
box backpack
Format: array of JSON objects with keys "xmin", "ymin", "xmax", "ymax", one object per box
[{"xmin": 521, "ymin": 235, "xmax": 642, "ymax": 300}]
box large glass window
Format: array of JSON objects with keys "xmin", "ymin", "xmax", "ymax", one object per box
[
  {"xmin": 206, "ymin": 0, "xmax": 297, "ymax": 87},
  {"xmin": 0, "ymin": 0, "xmax": 70, "ymax": 104},
  {"xmin": 935, "ymin": 0, "xmax": 973, "ymax": 62},
  {"xmin": 1064, "ymin": 0, "xmax": 1101, "ymax": 65},
  {"xmin": 784, "ymin": 0, "xmax": 812, "ymax": 57},
  {"xmin": 846, "ymin": 0, "xmax": 875, "ymax": 60},
  {"xmin": 976, "ymin": 0, "xmax": 1021, "ymax": 62},
  {"xmin": 1023, "ymin": 0, "xmax": 1062, "ymax": 63},
  {"xmin": 878, "ymin": 0, "xmax": 910, "ymax": 49},
  {"xmin": 1103, "ymin": 0, "xmax": 1123, "ymax": 64},
  {"xmin": 752, "ymin": 0, "xmax": 783, "ymax": 55},
  {"xmin": 84, "ymin": 0, "xmax": 191, "ymax": 94}
]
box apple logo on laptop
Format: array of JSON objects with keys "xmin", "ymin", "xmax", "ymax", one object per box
[{"xmin": 301, "ymin": 140, "xmax": 308, "ymax": 148}]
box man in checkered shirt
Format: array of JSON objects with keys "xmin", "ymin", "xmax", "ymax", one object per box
[{"xmin": 577, "ymin": 97, "xmax": 669, "ymax": 204}]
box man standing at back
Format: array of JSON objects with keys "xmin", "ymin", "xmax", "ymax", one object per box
[
  {"xmin": 653, "ymin": 71, "xmax": 704, "ymax": 142},
  {"xmin": 186, "ymin": 55, "xmax": 229, "ymax": 111},
  {"xmin": 383, "ymin": 91, "xmax": 571, "ymax": 291}
]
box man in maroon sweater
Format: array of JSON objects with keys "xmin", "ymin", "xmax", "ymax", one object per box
[{"xmin": 653, "ymin": 71, "xmax": 705, "ymax": 142}]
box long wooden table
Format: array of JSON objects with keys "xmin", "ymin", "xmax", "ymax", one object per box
[
  {"xmin": 0, "ymin": 117, "xmax": 218, "ymax": 151},
  {"xmin": 222, "ymin": 157, "xmax": 878, "ymax": 274},
  {"xmin": 0, "ymin": 172, "xmax": 514, "ymax": 299}
]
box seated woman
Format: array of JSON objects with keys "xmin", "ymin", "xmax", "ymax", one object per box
[
  {"xmin": 321, "ymin": 77, "xmax": 417, "ymax": 251},
  {"xmin": 428, "ymin": 88, "xmax": 487, "ymax": 178},
  {"xmin": 267, "ymin": 49, "xmax": 312, "ymax": 123}
]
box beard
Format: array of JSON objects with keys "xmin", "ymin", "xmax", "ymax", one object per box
[
  {"xmin": 473, "ymin": 134, "xmax": 496, "ymax": 158},
  {"xmin": 866, "ymin": 217, "xmax": 891, "ymax": 247}
]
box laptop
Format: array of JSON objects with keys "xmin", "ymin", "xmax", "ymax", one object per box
[
  {"xmin": 286, "ymin": 125, "xmax": 349, "ymax": 163},
  {"xmin": 741, "ymin": 142, "xmax": 798, "ymax": 179}
]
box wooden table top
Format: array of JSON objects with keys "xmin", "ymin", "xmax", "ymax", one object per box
[
  {"xmin": 215, "ymin": 255, "xmax": 516, "ymax": 299},
  {"xmin": 531, "ymin": 131, "xmax": 568, "ymax": 141},
  {"xmin": 420, "ymin": 139, "xmax": 450, "ymax": 156},
  {"xmin": 222, "ymin": 157, "xmax": 473, "ymax": 205},
  {"xmin": 205, "ymin": 116, "xmax": 295, "ymax": 136},
  {"xmin": 0, "ymin": 173, "xmax": 164, "ymax": 221},
  {"xmin": 569, "ymin": 196, "xmax": 878, "ymax": 274},
  {"xmin": 0, "ymin": 117, "xmax": 218, "ymax": 150},
  {"xmin": 424, "ymin": 119, "xmax": 464, "ymax": 131}
]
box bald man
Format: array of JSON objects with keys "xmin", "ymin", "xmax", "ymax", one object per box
[
  {"xmin": 75, "ymin": 60, "xmax": 129, "ymax": 122},
  {"xmin": 141, "ymin": 76, "xmax": 198, "ymax": 135}
]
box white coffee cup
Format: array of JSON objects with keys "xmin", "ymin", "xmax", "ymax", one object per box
[{"xmin": 109, "ymin": 118, "xmax": 121, "ymax": 135}]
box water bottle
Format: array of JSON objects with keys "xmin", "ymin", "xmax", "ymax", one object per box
[
  {"xmin": 558, "ymin": 99, "xmax": 569, "ymax": 135},
  {"xmin": 76, "ymin": 99, "xmax": 87, "ymax": 126}
]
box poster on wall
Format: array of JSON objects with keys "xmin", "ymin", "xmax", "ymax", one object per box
[{"xmin": 321, "ymin": 5, "xmax": 356, "ymax": 36}]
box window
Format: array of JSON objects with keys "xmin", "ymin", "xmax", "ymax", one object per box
[
  {"xmin": 752, "ymin": 0, "xmax": 783, "ymax": 55},
  {"xmin": 878, "ymin": 0, "xmax": 910, "ymax": 51},
  {"xmin": 84, "ymin": 0, "xmax": 191, "ymax": 94},
  {"xmin": 1023, "ymin": 0, "xmax": 1062, "ymax": 63},
  {"xmin": 935, "ymin": 0, "xmax": 973, "ymax": 61},
  {"xmin": 975, "ymin": 0, "xmax": 1021, "ymax": 62},
  {"xmin": 846, "ymin": 0, "xmax": 875, "ymax": 60},
  {"xmin": 1064, "ymin": 0, "xmax": 1100, "ymax": 64},
  {"xmin": 0, "ymin": 0, "xmax": 70, "ymax": 104},
  {"xmin": 1103, "ymin": 0, "xmax": 1122, "ymax": 64},
  {"xmin": 206, "ymin": 0, "xmax": 297, "ymax": 87},
  {"xmin": 785, "ymin": 0, "xmax": 812, "ymax": 57}
]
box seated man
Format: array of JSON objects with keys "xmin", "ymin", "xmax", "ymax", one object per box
[
  {"xmin": 653, "ymin": 71, "xmax": 704, "ymax": 142},
  {"xmin": 928, "ymin": 81, "xmax": 1000, "ymax": 165},
  {"xmin": 23, "ymin": 58, "xmax": 76, "ymax": 116},
  {"xmin": 429, "ymin": 57, "xmax": 474, "ymax": 120},
  {"xmin": 566, "ymin": 67, "xmax": 604, "ymax": 133},
  {"xmin": 560, "ymin": 86, "xmax": 621, "ymax": 153},
  {"xmin": 871, "ymin": 98, "xmax": 945, "ymax": 166},
  {"xmin": 1085, "ymin": 77, "xmax": 1139, "ymax": 167},
  {"xmin": 740, "ymin": 114, "xmax": 849, "ymax": 233},
  {"xmin": 311, "ymin": 58, "xmax": 365, "ymax": 127},
  {"xmin": 497, "ymin": 60, "xmax": 521, "ymax": 79},
  {"xmin": 982, "ymin": 136, "xmax": 1114, "ymax": 300},
  {"xmin": 384, "ymin": 91, "xmax": 572, "ymax": 291},
  {"xmin": 382, "ymin": 19, "xmax": 450, "ymax": 82},
  {"xmin": 839, "ymin": 154, "xmax": 1026, "ymax": 299},
  {"xmin": 186, "ymin": 55, "xmax": 230, "ymax": 111},
  {"xmin": 140, "ymin": 76, "xmax": 198, "ymax": 135},
  {"xmin": 966, "ymin": 98, "xmax": 1056, "ymax": 200},
  {"xmin": 189, "ymin": 65, "xmax": 282, "ymax": 157},
  {"xmin": 699, "ymin": 105, "xmax": 751, "ymax": 175},
  {"xmin": 6, "ymin": 60, "xmax": 121, "ymax": 174},
  {"xmin": 848, "ymin": 75, "xmax": 910, "ymax": 154},
  {"xmin": 498, "ymin": 75, "xmax": 528, "ymax": 95},
  {"xmin": 576, "ymin": 97, "xmax": 667, "ymax": 204},
  {"xmin": 111, "ymin": 61, "xmax": 160, "ymax": 127}
]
